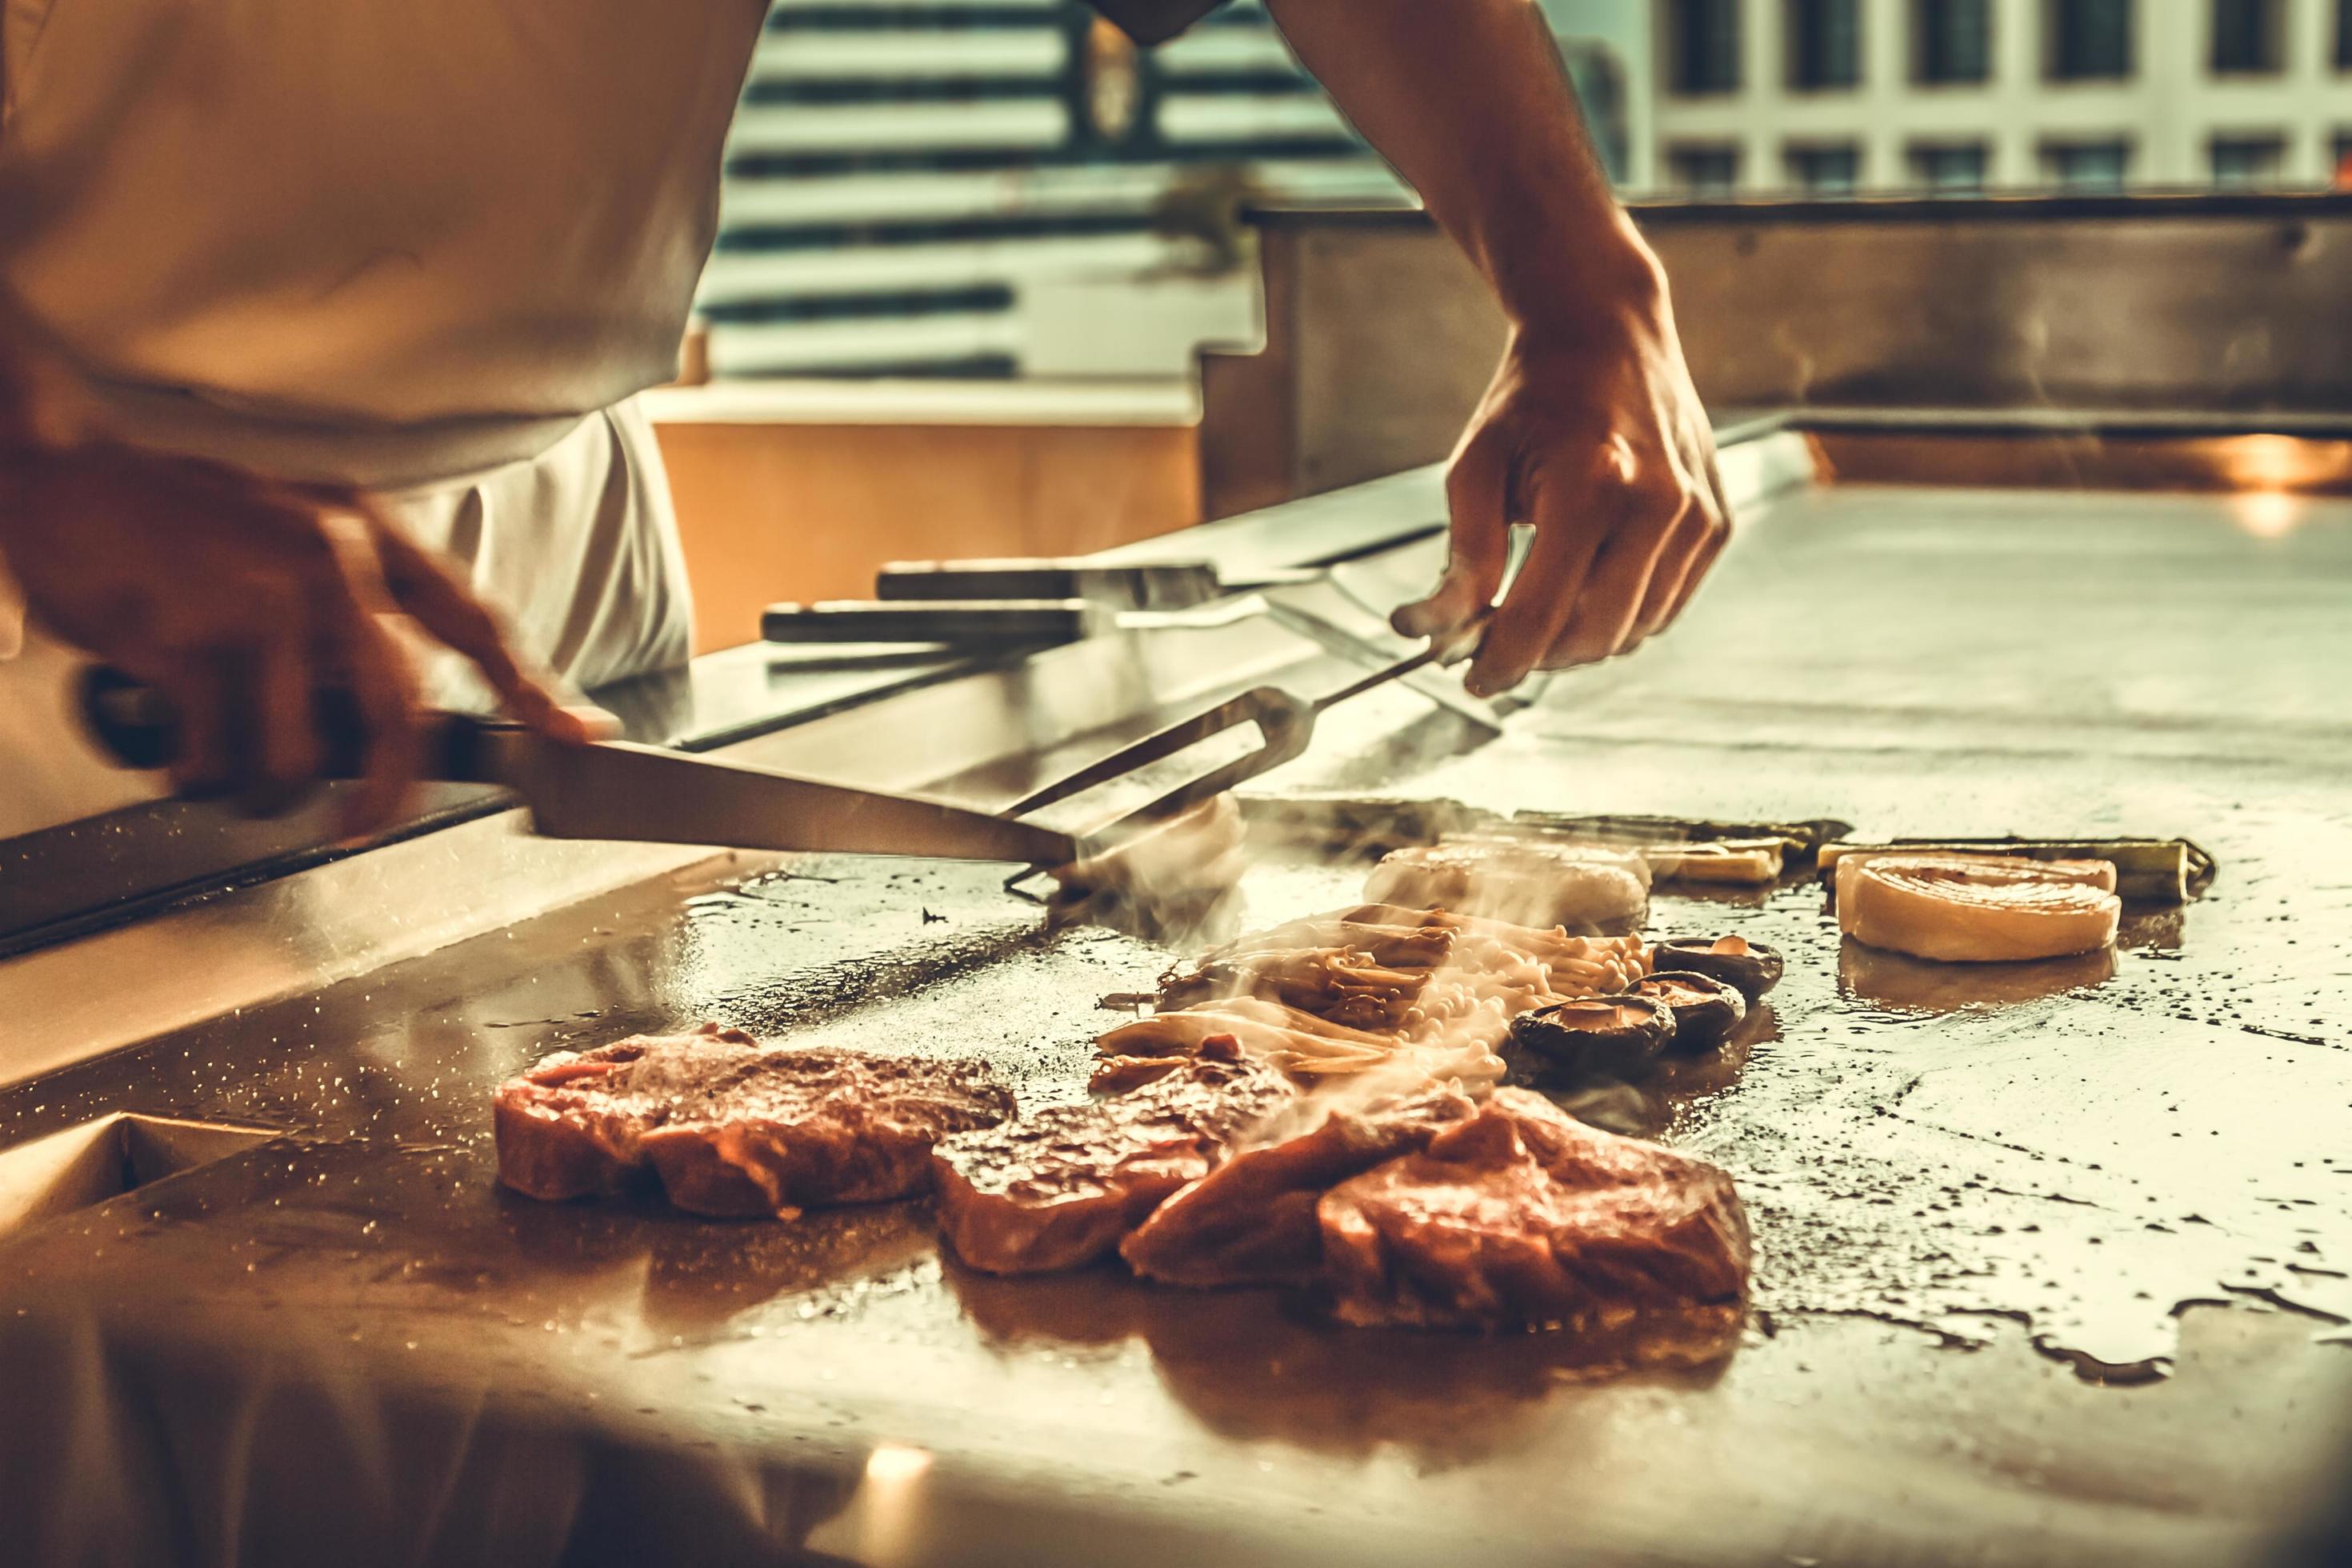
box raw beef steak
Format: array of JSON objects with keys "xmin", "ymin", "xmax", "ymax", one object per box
[{"xmin": 494, "ymin": 1023, "xmax": 1014, "ymax": 1218}]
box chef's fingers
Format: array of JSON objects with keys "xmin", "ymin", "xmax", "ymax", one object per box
[
  {"xmin": 1394, "ymin": 421, "xmax": 1513, "ymax": 642},
  {"xmin": 1468, "ymin": 446, "xmax": 1621, "ymax": 694},
  {"xmin": 312, "ymin": 516, "xmax": 425, "ymax": 839},
  {"xmin": 331, "ymin": 617, "xmax": 423, "ymax": 842},
  {"xmin": 360, "ymin": 504, "xmax": 589, "ymax": 743},
  {"xmin": 1626, "ymin": 482, "xmax": 1715, "ymax": 646},
  {"xmin": 1539, "ymin": 458, "xmax": 1689, "ymax": 670},
  {"xmin": 162, "ymin": 656, "xmax": 236, "ymax": 800},
  {"xmin": 1477, "ymin": 432, "xmax": 1665, "ymax": 695},
  {"xmin": 564, "ymin": 705, "xmax": 625, "ymax": 742},
  {"xmin": 246, "ymin": 575, "xmax": 322, "ymax": 814},
  {"xmin": 1658, "ymin": 454, "xmax": 1733, "ymax": 629},
  {"xmin": 1646, "ymin": 512, "xmax": 1726, "ymax": 640},
  {"xmin": 155, "ymin": 450, "xmax": 288, "ymax": 512}
]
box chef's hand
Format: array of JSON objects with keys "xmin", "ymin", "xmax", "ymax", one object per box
[
  {"xmin": 1263, "ymin": 0, "xmax": 1731, "ymax": 696},
  {"xmin": 1391, "ymin": 255, "xmax": 1730, "ymax": 697},
  {"xmin": 0, "ymin": 441, "xmax": 590, "ymax": 834}
]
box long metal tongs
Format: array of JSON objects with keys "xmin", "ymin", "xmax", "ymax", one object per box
[{"xmin": 998, "ymin": 617, "xmax": 1489, "ymax": 889}]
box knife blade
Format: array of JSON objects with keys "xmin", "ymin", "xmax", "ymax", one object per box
[{"xmin": 468, "ymin": 727, "xmax": 1078, "ymax": 864}]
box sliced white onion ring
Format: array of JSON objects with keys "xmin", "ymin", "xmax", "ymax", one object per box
[{"xmin": 1839, "ymin": 854, "xmax": 2121, "ymax": 963}]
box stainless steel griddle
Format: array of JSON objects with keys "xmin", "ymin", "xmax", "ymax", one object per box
[
  {"xmin": 3, "ymin": 439, "xmax": 2347, "ymax": 1567},
  {"xmin": 5, "ymin": 196, "xmax": 2352, "ymax": 1566}
]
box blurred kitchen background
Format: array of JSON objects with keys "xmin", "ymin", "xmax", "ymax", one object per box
[{"xmin": 654, "ymin": 0, "xmax": 2352, "ymax": 649}]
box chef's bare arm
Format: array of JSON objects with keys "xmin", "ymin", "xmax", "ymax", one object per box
[
  {"xmin": 1266, "ymin": 0, "xmax": 1728, "ymax": 692},
  {"xmin": 0, "ymin": 311, "xmax": 585, "ymax": 834}
]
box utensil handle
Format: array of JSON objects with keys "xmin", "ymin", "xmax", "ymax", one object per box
[
  {"xmin": 77, "ymin": 666, "xmax": 492, "ymax": 782},
  {"xmin": 873, "ymin": 560, "xmax": 1226, "ymax": 611},
  {"xmin": 1310, "ymin": 611, "xmax": 1492, "ymax": 714},
  {"xmin": 761, "ymin": 599, "xmax": 1095, "ymax": 647}
]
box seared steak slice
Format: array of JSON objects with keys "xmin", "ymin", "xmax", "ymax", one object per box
[
  {"xmin": 492, "ymin": 1034, "xmax": 674, "ymax": 1202},
  {"xmin": 931, "ymin": 1038, "xmax": 1294, "ymax": 1275},
  {"xmin": 1318, "ymin": 1089, "xmax": 1750, "ymax": 1331},
  {"xmin": 494, "ymin": 1024, "xmax": 1014, "ymax": 1218},
  {"xmin": 1118, "ymin": 1082, "xmax": 1478, "ymax": 1289}
]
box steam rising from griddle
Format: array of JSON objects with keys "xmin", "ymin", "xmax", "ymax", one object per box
[
  {"xmin": 1042, "ymin": 794, "xmax": 1250, "ymax": 944},
  {"xmin": 1093, "ymin": 832, "xmax": 1666, "ymax": 1098},
  {"xmin": 1049, "ymin": 796, "xmax": 1801, "ymax": 1169}
]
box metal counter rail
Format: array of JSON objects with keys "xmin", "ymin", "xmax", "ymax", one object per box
[{"xmin": 2, "ymin": 458, "xmax": 2346, "ymax": 1567}]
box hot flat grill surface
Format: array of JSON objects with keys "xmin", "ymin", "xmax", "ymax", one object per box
[{"xmin": 2, "ymin": 484, "xmax": 2349, "ymax": 1566}]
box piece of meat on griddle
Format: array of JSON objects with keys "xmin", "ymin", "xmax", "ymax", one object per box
[
  {"xmin": 1119, "ymin": 1081, "xmax": 1479, "ymax": 1289},
  {"xmin": 930, "ymin": 1037, "xmax": 1295, "ymax": 1275},
  {"xmin": 493, "ymin": 1023, "xmax": 1015, "ymax": 1218},
  {"xmin": 1318, "ymin": 1088, "xmax": 1750, "ymax": 1331}
]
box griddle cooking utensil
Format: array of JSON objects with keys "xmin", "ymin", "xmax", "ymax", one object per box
[
  {"xmin": 759, "ymin": 594, "xmax": 1276, "ymax": 650},
  {"xmin": 760, "ymin": 598, "xmax": 1104, "ymax": 649},
  {"xmin": 874, "ymin": 559, "xmax": 1234, "ymax": 611},
  {"xmin": 78, "ymin": 668, "xmax": 1078, "ymax": 866},
  {"xmin": 1001, "ymin": 615, "xmax": 1491, "ymax": 852}
]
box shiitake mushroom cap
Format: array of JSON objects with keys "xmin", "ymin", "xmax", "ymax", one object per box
[
  {"xmin": 1508, "ymin": 994, "xmax": 1677, "ymax": 1079},
  {"xmin": 1627, "ymin": 970, "xmax": 1747, "ymax": 1051},
  {"xmin": 1654, "ymin": 936, "xmax": 1784, "ymax": 1002}
]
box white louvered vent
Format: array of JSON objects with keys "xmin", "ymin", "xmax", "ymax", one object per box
[{"xmin": 703, "ymin": 0, "xmax": 1402, "ymax": 379}]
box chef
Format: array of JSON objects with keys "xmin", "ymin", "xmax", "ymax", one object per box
[{"xmin": 0, "ymin": 0, "xmax": 1726, "ymax": 841}]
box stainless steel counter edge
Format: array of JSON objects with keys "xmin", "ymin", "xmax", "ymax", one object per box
[
  {"xmin": 0, "ymin": 612, "xmax": 1360, "ymax": 1085},
  {"xmin": 1084, "ymin": 425, "xmax": 1810, "ymax": 574},
  {"xmin": 0, "ymin": 816, "xmax": 733, "ymax": 1087},
  {"xmin": 0, "ymin": 430, "xmax": 1818, "ymax": 1087}
]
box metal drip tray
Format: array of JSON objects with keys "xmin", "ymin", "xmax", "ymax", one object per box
[{"xmin": 0, "ymin": 1114, "xmax": 286, "ymax": 1241}]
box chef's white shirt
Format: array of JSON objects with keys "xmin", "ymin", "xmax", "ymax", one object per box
[
  {"xmin": 0, "ymin": 0, "xmax": 772, "ymax": 834},
  {"xmin": 0, "ymin": 0, "xmax": 1230, "ymax": 838}
]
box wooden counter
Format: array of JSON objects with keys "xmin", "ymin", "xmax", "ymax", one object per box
[{"xmin": 645, "ymin": 380, "xmax": 1202, "ymax": 654}]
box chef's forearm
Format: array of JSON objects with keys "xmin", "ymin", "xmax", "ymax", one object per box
[{"xmin": 1265, "ymin": 0, "xmax": 1661, "ymax": 332}]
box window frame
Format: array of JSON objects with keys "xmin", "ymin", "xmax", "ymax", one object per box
[
  {"xmin": 1784, "ymin": 140, "xmax": 1866, "ymax": 194},
  {"xmin": 1666, "ymin": 141, "xmax": 1746, "ymax": 196},
  {"xmin": 1907, "ymin": 138, "xmax": 1994, "ymax": 194},
  {"xmin": 2210, "ymin": 0, "xmax": 2285, "ymax": 76},
  {"xmin": 2208, "ymin": 131, "xmax": 2290, "ymax": 187},
  {"xmin": 1914, "ymin": 0, "xmax": 1995, "ymax": 86},
  {"xmin": 1666, "ymin": 0, "xmax": 1745, "ymax": 97},
  {"xmin": 2038, "ymin": 136, "xmax": 2134, "ymax": 191},
  {"xmin": 1786, "ymin": 0, "xmax": 1865, "ymax": 92},
  {"xmin": 2046, "ymin": 0, "xmax": 2136, "ymax": 83}
]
